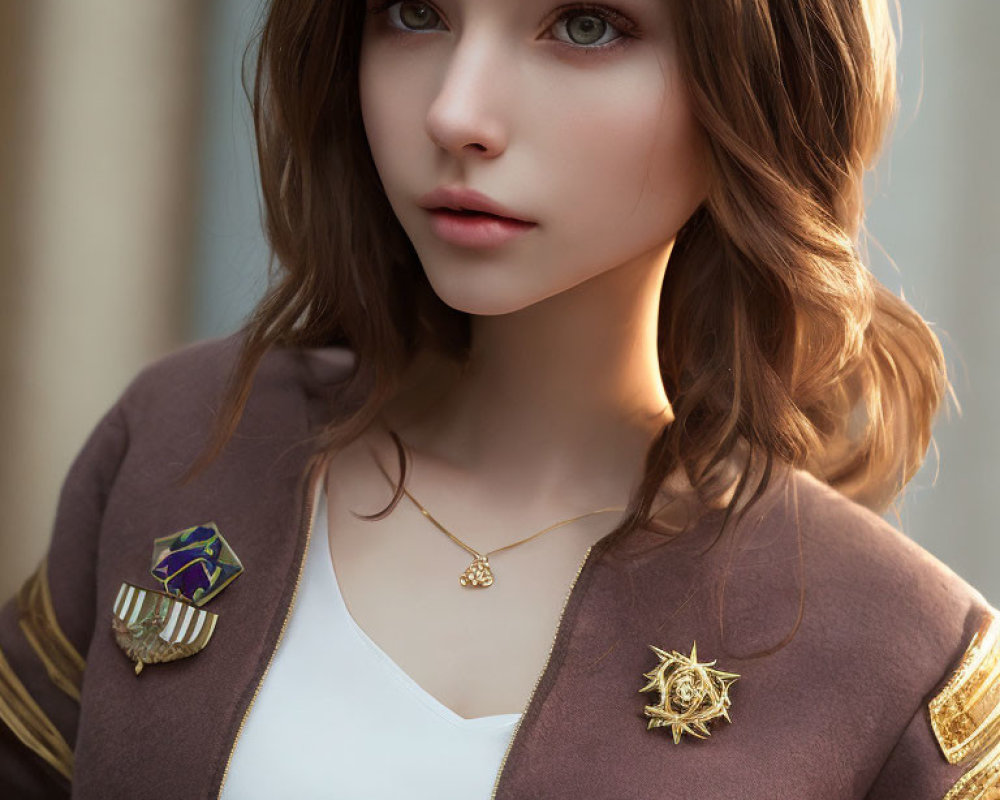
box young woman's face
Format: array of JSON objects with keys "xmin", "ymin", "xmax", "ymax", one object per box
[{"xmin": 359, "ymin": 0, "xmax": 709, "ymax": 315}]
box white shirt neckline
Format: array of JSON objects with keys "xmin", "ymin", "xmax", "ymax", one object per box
[{"xmin": 317, "ymin": 484, "xmax": 523, "ymax": 729}]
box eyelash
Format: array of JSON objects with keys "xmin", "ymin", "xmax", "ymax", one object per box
[{"xmin": 367, "ymin": 1, "xmax": 639, "ymax": 55}]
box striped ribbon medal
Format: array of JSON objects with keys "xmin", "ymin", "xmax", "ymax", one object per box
[
  {"xmin": 112, "ymin": 583, "xmax": 218, "ymax": 675},
  {"xmin": 111, "ymin": 522, "xmax": 244, "ymax": 675}
]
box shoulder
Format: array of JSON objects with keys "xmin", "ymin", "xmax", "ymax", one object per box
[
  {"xmin": 753, "ymin": 469, "xmax": 997, "ymax": 770},
  {"xmin": 121, "ymin": 332, "xmax": 357, "ymax": 408},
  {"xmin": 704, "ymin": 468, "xmax": 998, "ymax": 791},
  {"xmin": 783, "ymin": 468, "xmax": 990, "ymax": 647},
  {"xmin": 117, "ymin": 333, "xmax": 358, "ymax": 435},
  {"xmin": 781, "ymin": 471, "xmax": 1000, "ymax": 796},
  {"xmin": 760, "ymin": 468, "xmax": 993, "ymax": 674},
  {"xmin": 87, "ymin": 333, "xmax": 361, "ymax": 482}
]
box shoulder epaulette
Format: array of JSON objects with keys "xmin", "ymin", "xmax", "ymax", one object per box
[{"xmin": 929, "ymin": 606, "xmax": 1000, "ymax": 799}]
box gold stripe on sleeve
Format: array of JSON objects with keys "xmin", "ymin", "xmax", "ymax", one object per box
[
  {"xmin": 931, "ymin": 607, "xmax": 1000, "ymax": 766},
  {"xmin": 16, "ymin": 557, "xmax": 86, "ymax": 702},
  {"xmin": 0, "ymin": 644, "xmax": 74, "ymax": 781},
  {"xmin": 943, "ymin": 737, "xmax": 1000, "ymax": 800}
]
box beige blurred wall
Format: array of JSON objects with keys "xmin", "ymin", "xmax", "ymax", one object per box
[{"xmin": 0, "ymin": 2, "xmax": 208, "ymax": 598}]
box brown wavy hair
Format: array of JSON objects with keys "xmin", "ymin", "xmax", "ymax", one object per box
[{"xmin": 202, "ymin": 0, "xmax": 947, "ymax": 651}]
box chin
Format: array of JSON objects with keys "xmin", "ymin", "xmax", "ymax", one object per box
[
  {"xmin": 428, "ymin": 283, "xmax": 538, "ymax": 317},
  {"xmin": 420, "ymin": 262, "xmax": 553, "ymax": 317},
  {"xmin": 431, "ymin": 281, "xmax": 543, "ymax": 317}
]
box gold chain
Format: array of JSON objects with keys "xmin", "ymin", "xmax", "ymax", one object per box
[{"xmin": 364, "ymin": 437, "xmax": 627, "ymax": 589}]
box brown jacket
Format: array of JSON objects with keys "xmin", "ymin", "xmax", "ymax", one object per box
[{"xmin": 1, "ymin": 335, "xmax": 997, "ymax": 799}]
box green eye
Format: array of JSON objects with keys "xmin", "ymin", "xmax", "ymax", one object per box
[
  {"xmin": 563, "ymin": 14, "xmax": 610, "ymax": 46},
  {"xmin": 397, "ymin": 2, "xmax": 440, "ymax": 31}
]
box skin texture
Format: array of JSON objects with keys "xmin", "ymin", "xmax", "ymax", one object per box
[{"xmin": 322, "ymin": 0, "xmax": 717, "ymax": 718}]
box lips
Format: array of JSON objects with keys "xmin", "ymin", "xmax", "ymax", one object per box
[
  {"xmin": 436, "ymin": 209, "xmax": 507, "ymax": 220},
  {"xmin": 417, "ymin": 185, "xmax": 534, "ymax": 224},
  {"xmin": 426, "ymin": 208, "xmax": 536, "ymax": 249}
]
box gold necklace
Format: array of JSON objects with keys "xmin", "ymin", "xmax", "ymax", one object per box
[{"xmin": 365, "ymin": 437, "xmax": 627, "ymax": 589}]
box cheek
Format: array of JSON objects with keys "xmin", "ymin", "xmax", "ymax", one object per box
[
  {"xmin": 535, "ymin": 63, "xmax": 707, "ymax": 244},
  {"xmin": 359, "ymin": 43, "xmax": 422, "ymax": 197},
  {"xmin": 644, "ymin": 86, "xmax": 710, "ymax": 217}
]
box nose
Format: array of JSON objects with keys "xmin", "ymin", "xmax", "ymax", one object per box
[{"xmin": 424, "ymin": 35, "xmax": 509, "ymax": 159}]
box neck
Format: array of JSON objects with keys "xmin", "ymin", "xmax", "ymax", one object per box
[{"xmin": 379, "ymin": 243, "xmax": 678, "ymax": 515}]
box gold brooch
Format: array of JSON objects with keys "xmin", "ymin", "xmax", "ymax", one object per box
[{"xmin": 639, "ymin": 642, "xmax": 740, "ymax": 743}]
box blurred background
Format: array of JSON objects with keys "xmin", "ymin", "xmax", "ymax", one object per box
[{"xmin": 0, "ymin": 1, "xmax": 997, "ymax": 605}]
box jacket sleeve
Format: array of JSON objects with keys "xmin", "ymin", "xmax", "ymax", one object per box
[
  {"xmin": 865, "ymin": 603, "xmax": 1000, "ymax": 800},
  {"xmin": 0, "ymin": 401, "xmax": 129, "ymax": 798}
]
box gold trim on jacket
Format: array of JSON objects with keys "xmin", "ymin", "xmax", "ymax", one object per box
[
  {"xmin": 0, "ymin": 557, "xmax": 86, "ymax": 782},
  {"xmin": 932, "ymin": 607, "xmax": 1000, "ymax": 799},
  {"xmin": 16, "ymin": 557, "xmax": 86, "ymax": 701},
  {"xmin": 0, "ymin": 644, "xmax": 74, "ymax": 781}
]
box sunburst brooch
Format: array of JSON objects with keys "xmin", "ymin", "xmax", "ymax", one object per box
[{"xmin": 639, "ymin": 641, "xmax": 740, "ymax": 743}]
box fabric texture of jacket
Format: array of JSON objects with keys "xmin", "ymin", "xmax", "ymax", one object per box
[{"xmin": 1, "ymin": 334, "xmax": 998, "ymax": 799}]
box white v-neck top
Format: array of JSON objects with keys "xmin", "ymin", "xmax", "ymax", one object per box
[{"xmin": 220, "ymin": 488, "xmax": 522, "ymax": 799}]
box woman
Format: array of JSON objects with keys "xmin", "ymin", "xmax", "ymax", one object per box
[{"xmin": 2, "ymin": 0, "xmax": 996, "ymax": 797}]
